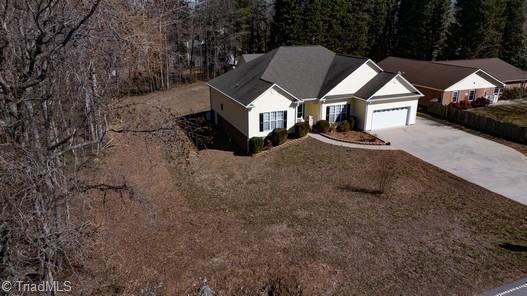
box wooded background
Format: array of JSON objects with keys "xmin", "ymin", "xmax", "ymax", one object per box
[{"xmin": 0, "ymin": 0, "xmax": 525, "ymax": 290}]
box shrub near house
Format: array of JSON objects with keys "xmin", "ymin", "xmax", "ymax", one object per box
[
  {"xmin": 249, "ymin": 137, "xmax": 265, "ymax": 154},
  {"xmin": 315, "ymin": 120, "xmax": 330, "ymax": 133},
  {"xmin": 294, "ymin": 122, "xmax": 310, "ymax": 138},
  {"xmin": 337, "ymin": 120, "xmax": 351, "ymax": 132},
  {"xmin": 271, "ymin": 128, "xmax": 288, "ymax": 146},
  {"xmin": 500, "ymin": 88, "xmax": 523, "ymax": 100}
]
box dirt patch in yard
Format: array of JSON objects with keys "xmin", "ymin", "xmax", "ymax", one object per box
[{"xmin": 79, "ymin": 84, "xmax": 527, "ymax": 295}]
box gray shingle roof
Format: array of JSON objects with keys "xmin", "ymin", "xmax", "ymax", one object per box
[
  {"xmin": 209, "ymin": 46, "xmax": 410, "ymax": 106},
  {"xmin": 260, "ymin": 46, "xmax": 336, "ymax": 98},
  {"xmin": 354, "ymin": 72, "xmax": 398, "ymax": 99},
  {"xmin": 208, "ymin": 49, "xmax": 277, "ymax": 105},
  {"xmin": 318, "ymin": 55, "xmax": 370, "ymax": 97}
]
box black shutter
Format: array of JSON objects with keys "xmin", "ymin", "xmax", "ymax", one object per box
[
  {"xmin": 283, "ymin": 111, "xmax": 287, "ymax": 128},
  {"xmin": 259, "ymin": 113, "xmax": 264, "ymax": 132},
  {"xmin": 326, "ymin": 106, "xmax": 330, "ymax": 121},
  {"xmin": 346, "ymin": 104, "xmax": 351, "ymax": 120}
]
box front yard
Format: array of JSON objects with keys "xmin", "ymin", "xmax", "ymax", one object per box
[
  {"xmin": 469, "ymin": 99, "xmax": 527, "ymax": 127},
  {"xmin": 176, "ymin": 139, "xmax": 527, "ymax": 295},
  {"xmin": 84, "ymin": 84, "xmax": 527, "ymax": 295}
]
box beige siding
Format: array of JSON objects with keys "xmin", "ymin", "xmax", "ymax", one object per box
[
  {"xmin": 351, "ymin": 98, "xmax": 368, "ymax": 130},
  {"xmin": 304, "ymin": 101, "xmax": 321, "ymax": 123},
  {"xmin": 324, "ymin": 62, "xmax": 379, "ymax": 97},
  {"xmin": 247, "ymin": 86, "xmax": 296, "ymax": 138},
  {"xmin": 210, "ymin": 88, "xmax": 248, "ymax": 136}
]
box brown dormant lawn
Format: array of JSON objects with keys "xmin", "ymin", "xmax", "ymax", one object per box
[
  {"xmin": 83, "ymin": 84, "xmax": 527, "ymax": 295},
  {"xmin": 468, "ymin": 100, "xmax": 527, "ymax": 127}
]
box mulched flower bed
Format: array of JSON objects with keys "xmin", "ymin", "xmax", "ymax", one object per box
[{"xmin": 322, "ymin": 130, "xmax": 386, "ymax": 145}]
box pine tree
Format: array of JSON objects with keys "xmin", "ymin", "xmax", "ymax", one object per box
[
  {"xmin": 395, "ymin": 0, "xmax": 430, "ymax": 58},
  {"xmin": 248, "ymin": 0, "xmax": 271, "ymax": 53},
  {"xmin": 320, "ymin": 0, "xmax": 371, "ymax": 55},
  {"xmin": 366, "ymin": 0, "xmax": 397, "ymax": 60},
  {"xmin": 320, "ymin": 0, "xmax": 346, "ymax": 51},
  {"xmin": 444, "ymin": 0, "xmax": 506, "ymax": 59},
  {"xmin": 423, "ymin": 0, "xmax": 451, "ymax": 59},
  {"xmin": 395, "ymin": 0, "xmax": 450, "ymax": 60},
  {"xmin": 236, "ymin": 0, "xmax": 255, "ymax": 53},
  {"xmin": 270, "ymin": 0, "xmax": 304, "ymax": 48},
  {"xmin": 302, "ymin": 0, "xmax": 324, "ymax": 45},
  {"xmin": 340, "ymin": 0, "xmax": 372, "ymax": 56},
  {"xmin": 500, "ymin": 0, "xmax": 526, "ymax": 68}
]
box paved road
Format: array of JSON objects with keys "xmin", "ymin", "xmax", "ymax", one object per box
[
  {"xmin": 480, "ymin": 277, "xmax": 527, "ymax": 296},
  {"xmin": 373, "ymin": 117, "xmax": 527, "ymax": 205}
]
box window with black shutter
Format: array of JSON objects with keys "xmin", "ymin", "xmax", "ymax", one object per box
[
  {"xmin": 259, "ymin": 111, "xmax": 287, "ymax": 132},
  {"xmin": 327, "ymin": 104, "xmax": 349, "ymax": 123}
]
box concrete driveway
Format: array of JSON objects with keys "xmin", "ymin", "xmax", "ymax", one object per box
[{"xmin": 373, "ymin": 117, "xmax": 527, "ymax": 205}]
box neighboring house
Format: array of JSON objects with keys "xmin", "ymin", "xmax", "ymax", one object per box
[
  {"xmin": 379, "ymin": 57, "xmax": 505, "ymax": 106},
  {"xmin": 208, "ymin": 46, "xmax": 422, "ymax": 151},
  {"xmin": 238, "ymin": 54, "xmax": 264, "ymax": 65},
  {"xmin": 435, "ymin": 58, "xmax": 527, "ymax": 93}
]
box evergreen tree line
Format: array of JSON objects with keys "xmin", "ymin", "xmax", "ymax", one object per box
[{"xmin": 238, "ymin": 0, "xmax": 527, "ymax": 68}]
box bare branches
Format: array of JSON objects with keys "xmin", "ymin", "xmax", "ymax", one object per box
[
  {"xmin": 78, "ymin": 182, "xmax": 134, "ymax": 201},
  {"xmin": 60, "ymin": 0, "xmax": 102, "ymax": 48},
  {"xmin": 0, "ymin": 0, "xmax": 109, "ymax": 286},
  {"xmin": 108, "ymin": 127, "xmax": 176, "ymax": 133}
]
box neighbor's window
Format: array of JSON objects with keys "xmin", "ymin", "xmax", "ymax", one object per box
[
  {"xmin": 494, "ymin": 87, "xmax": 502, "ymax": 95},
  {"xmin": 297, "ymin": 103, "xmax": 304, "ymax": 119},
  {"xmin": 452, "ymin": 91, "xmax": 459, "ymax": 103},
  {"xmin": 327, "ymin": 104, "xmax": 348, "ymax": 123},
  {"xmin": 221, "ymin": 103, "xmax": 224, "ymax": 110},
  {"xmin": 469, "ymin": 90, "xmax": 476, "ymax": 101},
  {"xmin": 260, "ymin": 111, "xmax": 286, "ymax": 131}
]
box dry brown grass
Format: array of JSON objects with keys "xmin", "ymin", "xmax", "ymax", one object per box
[{"xmin": 80, "ymin": 83, "xmax": 527, "ymax": 295}]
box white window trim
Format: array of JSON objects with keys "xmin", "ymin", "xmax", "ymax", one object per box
[
  {"xmin": 452, "ymin": 91, "xmax": 459, "ymax": 103},
  {"xmin": 262, "ymin": 111, "xmax": 286, "ymax": 132},
  {"xmin": 297, "ymin": 103, "xmax": 304, "ymax": 119},
  {"xmin": 327, "ymin": 104, "xmax": 348, "ymax": 123},
  {"xmin": 468, "ymin": 89, "xmax": 476, "ymax": 101}
]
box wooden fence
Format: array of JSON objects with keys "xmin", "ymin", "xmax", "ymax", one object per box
[{"xmin": 425, "ymin": 102, "xmax": 527, "ymax": 144}]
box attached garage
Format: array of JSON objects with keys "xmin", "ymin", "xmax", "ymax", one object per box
[
  {"xmin": 359, "ymin": 97, "xmax": 419, "ymax": 131},
  {"xmin": 371, "ymin": 107, "xmax": 409, "ymax": 130}
]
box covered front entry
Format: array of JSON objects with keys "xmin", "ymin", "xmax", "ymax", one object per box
[{"xmin": 371, "ymin": 107, "xmax": 409, "ymax": 130}]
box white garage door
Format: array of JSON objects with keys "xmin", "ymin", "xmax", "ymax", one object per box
[{"xmin": 371, "ymin": 107, "xmax": 409, "ymax": 130}]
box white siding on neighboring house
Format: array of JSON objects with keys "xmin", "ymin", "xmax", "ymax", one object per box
[
  {"xmin": 248, "ymin": 85, "xmax": 296, "ymax": 138},
  {"xmin": 372, "ymin": 77, "xmax": 414, "ymax": 97},
  {"xmin": 210, "ymin": 88, "xmax": 249, "ymax": 135},
  {"xmin": 445, "ymin": 72, "xmax": 499, "ymax": 91},
  {"xmin": 324, "ymin": 63, "xmax": 379, "ymax": 97},
  {"xmin": 364, "ymin": 99, "xmax": 419, "ymax": 131}
]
